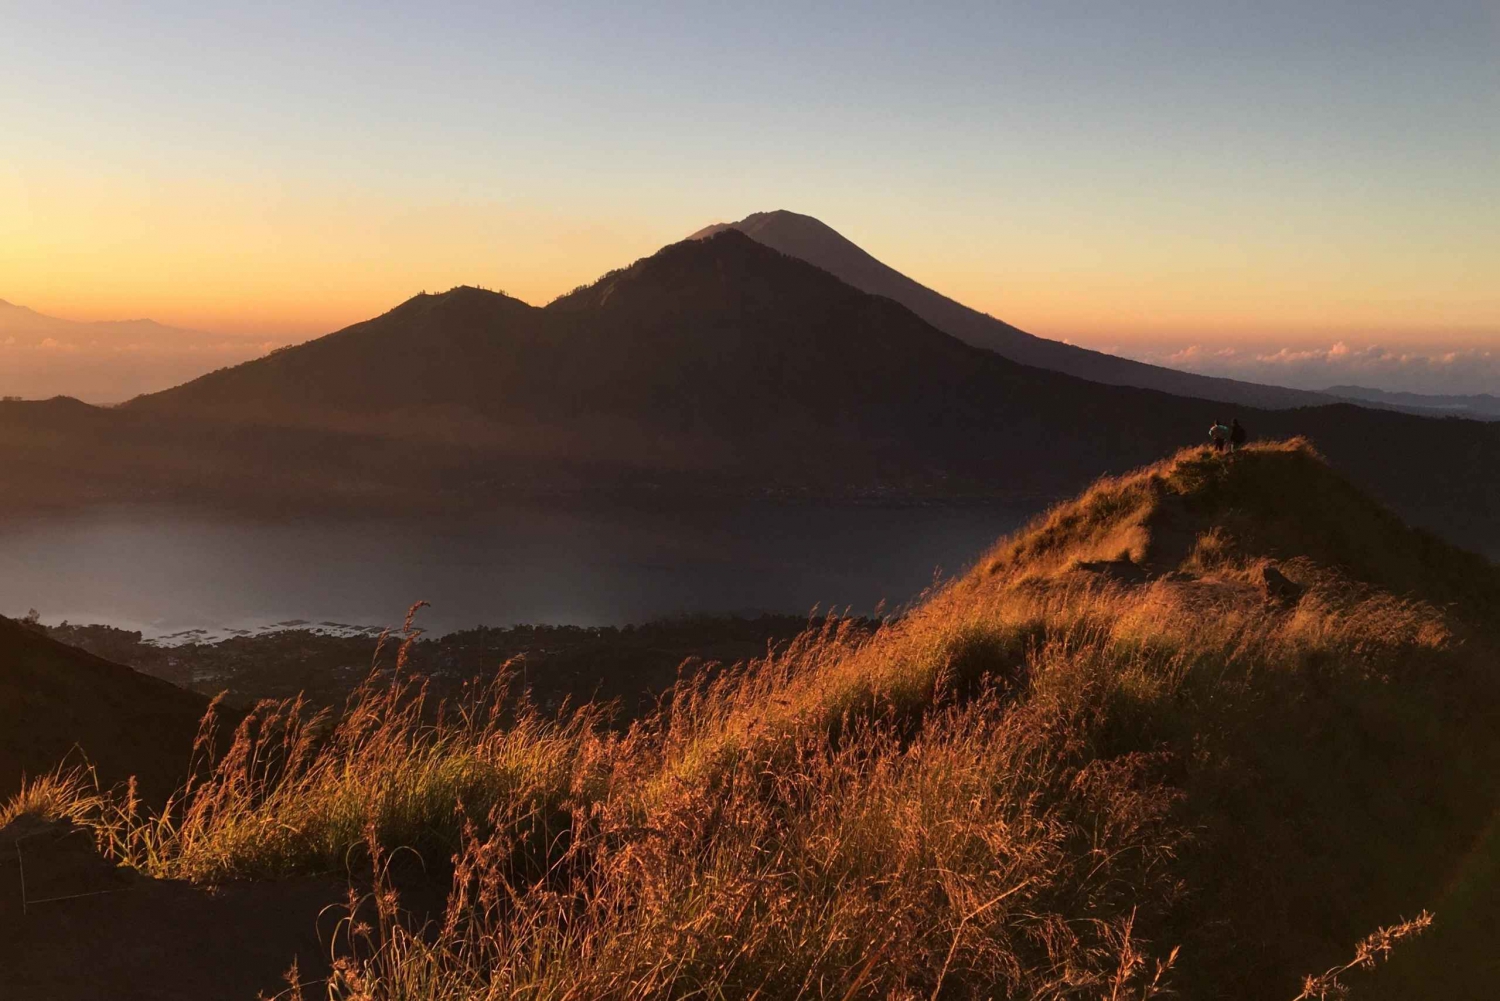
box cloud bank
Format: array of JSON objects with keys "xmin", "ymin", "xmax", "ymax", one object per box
[
  {"xmin": 0, "ymin": 299, "xmax": 291, "ymax": 403},
  {"xmin": 1121, "ymin": 340, "xmax": 1500, "ymax": 397}
]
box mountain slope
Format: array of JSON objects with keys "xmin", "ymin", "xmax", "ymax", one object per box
[
  {"xmin": 689, "ymin": 210, "xmax": 1332, "ymax": 409},
  {"xmin": 0, "ymin": 615, "xmax": 213, "ymax": 801},
  {"xmin": 951, "ymin": 440, "xmax": 1500, "ymax": 996},
  {"xmin": 3, "ymin": 231, "xmax": 1497, "ymax": 554}
]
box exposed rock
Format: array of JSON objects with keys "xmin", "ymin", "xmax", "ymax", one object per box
[
  {"xmin": 1259, "ymin": 563, "xmax": 1304, "ymax": 604},
  {"xmin": 1075, "ymin": 558, "xmax": 1150, "ymax": 584}
]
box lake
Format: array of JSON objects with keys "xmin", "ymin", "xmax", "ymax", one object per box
[{"xmin": 0, "ymin": 501, "xmax": 1037, "ymax": 641}]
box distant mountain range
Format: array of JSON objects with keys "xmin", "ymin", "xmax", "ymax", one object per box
[
  {"xmin": 4, "ymin": 229, "xmax": 1498, "ymax": 556},
  {"xmin": 0, "ymin": 299, "xmax": 271, "ymax": 403},
  {"xmin": 1324, "ymin": 384, "xmax": 1500, "ymax": 421}
]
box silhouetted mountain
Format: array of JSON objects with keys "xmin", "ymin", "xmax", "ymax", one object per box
[
  {"xmin": 5, "ymin": 231, "xmax": 1499, "ymax": 554},
  {"xmin": 689, "ymin": 211, "xmax": 1332, "ymax": 410},
  {"xmin": 129, "ymin": 233, "xmax": 1163, "ymax": 494}
]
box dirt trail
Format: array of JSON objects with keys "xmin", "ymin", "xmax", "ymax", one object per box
[{"xmin": 0, "ymin": 816, "xmax": 343, "ymax": 1001}]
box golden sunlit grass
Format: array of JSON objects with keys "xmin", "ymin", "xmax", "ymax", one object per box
[
  {"xmin": 7, "ymin": 440, "xmax": 1497, "ymax": 999},
  {"xmin": 1292, "ymin": 911, "xmax": 1434, "ymax": 1001},
  {"xmin": 0, "ymin": 768, "xmax": 102, "ymax": 829}
]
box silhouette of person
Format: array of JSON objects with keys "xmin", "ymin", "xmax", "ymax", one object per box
[
  {"xmin": 1229, "ymin": 418, "xmax": 1246, "ymax": 453},
  {"xmin": 1209, "ymin": 420, "xmax": 1229, "ymax": 453}
]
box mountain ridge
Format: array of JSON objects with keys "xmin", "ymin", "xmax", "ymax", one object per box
[
  {"xmin": 1325, "ymin": 384, "xmax": 1500, "ymax": 421},
  {"xmin": 689, "ymin": 210, "xmax": 1338, "ymax": 410}
]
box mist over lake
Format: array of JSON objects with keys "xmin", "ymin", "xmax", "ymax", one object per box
[{"xmin": 0, "ymin": 501, "xmax": 1036, "ymax": 640}]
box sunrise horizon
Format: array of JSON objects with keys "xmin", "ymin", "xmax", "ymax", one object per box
[
  {"xmin": 6, "ymin": 199, "xmax": 1496, "ymax": 345},
  {"xmin": 6, "ymin": 201, "xmax": 1496, "ymax": 400},
  {"xmin": 5, "ymin": 2, "xmax": 1496, "ymax": 397}
]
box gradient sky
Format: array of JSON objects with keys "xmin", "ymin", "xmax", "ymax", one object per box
[{"xmin": 2, "ymin": 1, "xmax": 1496, "ymax": 379}]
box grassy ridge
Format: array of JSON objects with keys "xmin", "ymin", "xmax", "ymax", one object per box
[{"xmin": 9, "ymin": 440, "xmax": 1499, "ymax": 999}]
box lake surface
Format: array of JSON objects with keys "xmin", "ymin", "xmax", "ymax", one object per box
[{"xmin": 0, "ymin": 501, "xmax": 1038, "ymax": 641}]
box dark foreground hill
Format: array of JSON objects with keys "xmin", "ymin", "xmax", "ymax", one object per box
[
  {"xmin": 2, "ymin": 230, "xmax": 1499, "ymax": 554},
  {"xmin": 38, "ymin": 615, "xmax": 821, "ymax": 717},
  {"xmin": 0, "ymin": 615, "xmax": 212, "ymax": 802},
  {"xmin": 5, "ymin": 441, "xmax": 1497, "ymax": 999},
  {"xmin": 690, "ymin": 210, "xmax": 1335, "ymax": 409}
]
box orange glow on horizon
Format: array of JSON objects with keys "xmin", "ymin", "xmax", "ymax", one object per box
[{"xmin": 3, "ymin": 168, "xmax": 1495, "ymax": 349}]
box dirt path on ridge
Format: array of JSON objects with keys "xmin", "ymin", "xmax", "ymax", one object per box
[{"xmin": 0, "ymin": 816, "xmax": 344, "ymax": 1001}]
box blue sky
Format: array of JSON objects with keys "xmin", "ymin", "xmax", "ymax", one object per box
[{"xmin": 2, "ymin": 0, "xmax": 1497, "ymax": 391}]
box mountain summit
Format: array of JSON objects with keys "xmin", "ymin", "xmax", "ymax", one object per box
[{"xmin": 689, "ymin": 211, "xmax": 1329, "ymax": 410}]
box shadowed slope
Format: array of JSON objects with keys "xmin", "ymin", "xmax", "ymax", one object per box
[
  {"xmin": 126, "ymin": 287, "xmax": 543, "ymax": 422},
  {"xmin": 0, "ymin": 615, "xmax": 213, "ymax": 801},
  {"xmin": 691, "ymin": 210, "xmax": 1331, "ymax": 409}
]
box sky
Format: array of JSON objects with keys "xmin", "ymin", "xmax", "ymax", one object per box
[{"xmin": 2, "ymin": 0, "xmax": 1497, "ymax": 395}]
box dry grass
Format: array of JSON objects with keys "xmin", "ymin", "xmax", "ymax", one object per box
[
  {"xmin": 308, "ymin": 685, "xmax": 1184, "ymax": 1001},
  {"xmin": 8, "ymin": 440, "xmax": 1496, "ymax": 999},
  {"xmin": 89, "ymin": 659, "xmax": 615, "ymax": 884},
  {"xmin": 1292, "ymin": 911, "xmax": 1433, "ymax": 1000},
  {"xmin": 0, "ymin": 768, "xmax": 103, "ymax": 828}
]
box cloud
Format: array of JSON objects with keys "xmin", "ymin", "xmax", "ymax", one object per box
[
  {"xmin": 1163, "ymin": 344, "xmax": 1239, "ymax": 365},
  {"xmin": 1128, "ymin": 340, "xmax": 1500, "ymax": 396}
]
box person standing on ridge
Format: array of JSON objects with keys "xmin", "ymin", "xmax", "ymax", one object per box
[
  {"xmin": 1229, "ymin": 418, "xmax": 1246, "ymax": 453},
  {"xmin": 1209, "ymin": 420, "xmax": 1229, "ymax": 453}
]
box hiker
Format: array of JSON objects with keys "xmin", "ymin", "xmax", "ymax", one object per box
[
  {"xmin": 1209, "ymin": 420, "xmax": 1229, "ymax": 453},
  {"xmin": 1229, "ymin": 418, "xmax": 1246, "ymax": 453}
]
